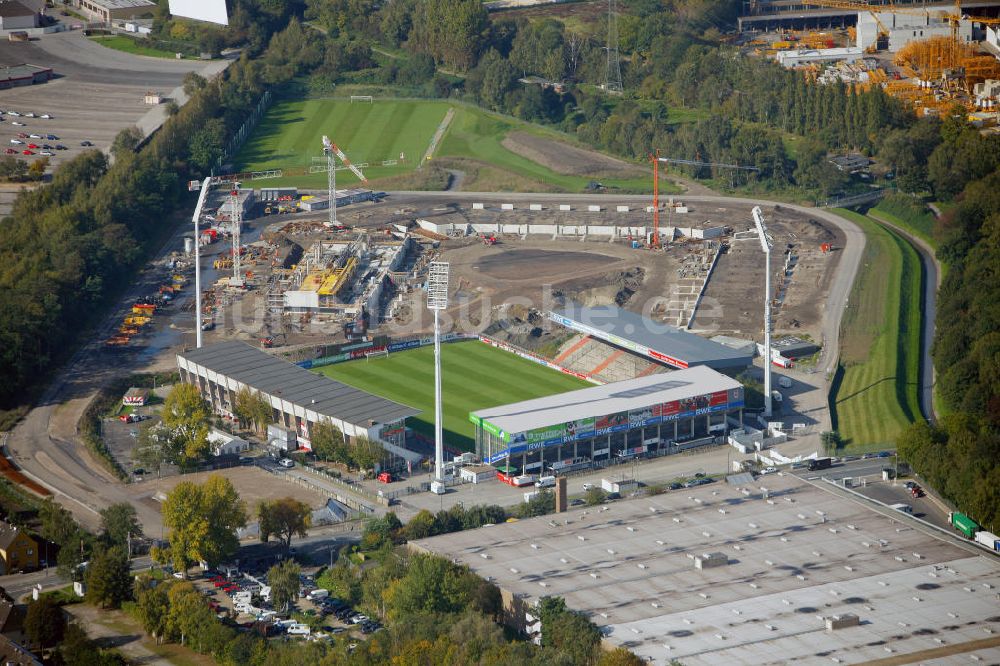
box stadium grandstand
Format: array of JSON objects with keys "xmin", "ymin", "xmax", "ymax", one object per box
[
  {"xmin": 176, "ymin": 342, "xmax": 421, "ymax": 464},
  {"xmin": 549, "ymin": 305, "xmax": 753, "ymax": 372},
  {"xmin": 470, "ymin": 366, "xmax": 745, "ymax": 474}
]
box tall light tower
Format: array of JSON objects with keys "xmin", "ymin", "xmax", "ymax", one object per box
[
  {"xmin": 322, "ymin": 135, "xmax": 337, "ymax": 228},
  {"xmin": 427, "ymin": 261, "xmax": 450, "ymax": 495},
  {"xmin": 191, "ymin": 177, "xmax": 213, "ymax": 348},
  {"xmin": 604, "ymin": 0, "xmax": 623, "ymax": 94},
  {"xmin": 752, "ymin": 206, "xmax": 774, "ymax": 418}
]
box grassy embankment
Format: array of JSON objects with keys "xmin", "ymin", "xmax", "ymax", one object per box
[{"xmin": 829, "ymin": 210, "xmax": 923, "ymax": 452}]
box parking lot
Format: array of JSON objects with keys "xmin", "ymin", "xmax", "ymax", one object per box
[
  {"xmin": 0, "ymin": 29, "xmax": 226, "ymax": 176},
  {"xmin": 188, "ymin": 567, "xmax": 383, "ymax": 640}
]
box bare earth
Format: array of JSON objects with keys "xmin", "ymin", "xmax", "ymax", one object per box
[{"xmin": 501, "ymin": 132, "xmax": 648, "ymax": 178}]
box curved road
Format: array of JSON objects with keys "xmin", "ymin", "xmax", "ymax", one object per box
[
  {"xmin": 5, "ymin": 189, "xmax": 866, "ymax": 534},
  {"xmin": 867, "ymin": 211, "xmax": 939, "ymax": 422}
]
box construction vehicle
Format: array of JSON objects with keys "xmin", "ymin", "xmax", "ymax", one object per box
[
  {"xmin": 482, "ymin": 233, "xmax": 498, "ymax": 246},
  {"xmin": 259, "ymin": 337, "xmax": 274, "ymax": 348},
  {"xmin": 105, "ymin": 335, "xmax": 130, "ymax": 346},
  {"xmin": 132, "ymin": 304, "xmax": 155, "ymax": 315}
]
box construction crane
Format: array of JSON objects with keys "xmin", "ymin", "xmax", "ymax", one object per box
[
  {"xmin": 800, "ymin": 0, "xmax": 894, "ymax": 51},
  {"xmin": 649, "ymin": 152, "xmax": 759, "ymax": 248},
  {"xmin": 322, "ymin": 135, "xmax": 368, "ymax": 229}
]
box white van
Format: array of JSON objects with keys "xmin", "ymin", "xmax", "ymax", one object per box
[
  {"xmin": 278, "ymin": 458, "xmax": 295, "ymax": 468},
  {"xmin": 287, "ymin": 623, "xmax": 311, "ymax": 636},
  {"xmin": 535, "ymin": 475, "xmax": 556, "ymax": 488}
]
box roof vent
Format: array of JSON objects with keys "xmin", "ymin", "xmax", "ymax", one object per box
[
  {"xmin": 530, "ymin": 543, "xmax": 539, "ymax": 550},
  {"xmin": 695, "ymin": 552, "xmax": 729, "ymax": 570},
  {"xmin": 559, "ymin": 558, "xmax": 568, "ymax": 564},
  {"xmin": 480, "ymin": 553, "xmax": 490, "ymax": 559},
  {"xmin": 748, "ymin": 522, "xmax": 758, "ymax": 529},
  {"xmin": 825, "ymin": 614, "xmax": 860, "ymax": 631},
  {"xmin": 637, "ymin": 563, "xmax": 647, "ymax": 570},
  {"xmin": 655, "ymin": 540, "xmax": 665, "ymax": 545},
  {"xmin": 702, "ymin": 531, "xmax": 712, "ymax": 538},
  {"xmin": 673, "ymin": 517, "xmax": 683, "ymax": 523}
]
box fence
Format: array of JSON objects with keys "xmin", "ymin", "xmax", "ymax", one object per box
[
  {"xmin": 213, "ymin": 89, "xmax": 272, "ymax": 176},
  {"xmin": 478, "ymin": 334, "xmax": 601, "ymax": 384},
  {"xmin": 259, "ymin": 463, "xmax": 376, "ymax": 515}
]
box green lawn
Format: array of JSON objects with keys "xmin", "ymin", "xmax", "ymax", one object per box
[
  {"xmin": 88, "ymin": 35, "xmax": 192, "ymax": 59},
  {"xmin": 829, "ymin": 210, "xmax": 923, "ymax": 452},
  {"xmin": 315, "ymin": 340, "xmax": 590, "ymax": 451},
  {"xmin": 234, "ymin": 98, "xmax": 669, "ymax": 193},
  {"xmin": 871, "ymin": 195, "xmax": 938, "ymax": 249}
]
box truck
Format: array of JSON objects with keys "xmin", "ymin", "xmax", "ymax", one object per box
[
  {"xmin": 807, "ymin": 457, "xmax": 832, "ymax": 471},
  {"xmin": 511, "ymin": 474, "xmax": 536, "ymax": 488},
  {"xmin": 974, "ymin": 530, "xmax": 1000, "ymax": 551},
  {"xmin": 949, "ymin": 511, "xmax": 981, "ymax": 539}
]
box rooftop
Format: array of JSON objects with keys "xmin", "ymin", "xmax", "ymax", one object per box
[
  {"xmin": 177, "ymin": 342, "xmax": 419, "ymax": 427},
  {"xmin": 413, "ymin": 474, "xmax": 1000, "ymax": 665},
  {"xmin": 0, "ymin": 64, "xmax": 52, "ymax": 81},
  {"xmin": 550, "ymin": 305, "xmax": 753, "ymax": 369},
  {"xmin": 471, "ymin": 365, "xmax": 741, "ymax": 435},
  {"xmin": 86, "ymin": 0, "xmax": 155, "ymax": 9},
  {"xmin": 0, "ymin": 521, "xmax": 30, "ymax": 551},
  {"xmin": 0, "ymin": 1, "xmax": 32, "ymax": 17}
]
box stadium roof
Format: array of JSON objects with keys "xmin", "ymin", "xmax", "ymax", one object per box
[
  {"xmin": 549, "ymin": 305, "xmax": 753, "ymax": 370},
  {"xmin": 177, "ymin": 341, "xmax": 419, "ymax": 427},
  {"xmin": 472, "ymin": 365, "xmax": 740, "ymax": 434}
]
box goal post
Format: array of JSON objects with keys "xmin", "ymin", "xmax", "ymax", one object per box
[
  {"xmin": 350, "ymin": 95, "xmax": 374, "ymax": 104},
  {"xmin": 365, "ymin": 349, "xmax": 389, "ymax": 362}
]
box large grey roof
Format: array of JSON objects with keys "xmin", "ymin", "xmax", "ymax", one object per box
[
  {"xmin": 550, "ymin": 305, "xmax": 753, "ymax": 369},
  {"xmin": 472, "ymin": 365, "xmax": 740, "ymax": 434},
  {"xmin": 177, "ymin": 341, "xmax": 418, "ymax": 427}
]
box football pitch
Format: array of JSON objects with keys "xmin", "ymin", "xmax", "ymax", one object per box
[
  {"xmin": 315, "ymin": 341, "xmax": 590, "ymax": 451},
  {"xmin": 235, "ymin": 98, "xmax": 451, "ymax": 185}
]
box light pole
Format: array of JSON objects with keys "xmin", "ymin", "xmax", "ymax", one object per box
[
  {"xmin": 752, "ymin": 206, "xmax": 774, "ymax": 418},
  {"xmin": 191, "ymin": 177, "xmax": 213, "ymax": 349},
  {"xmin": 427, "ymin": 262, "xmax": 450, "ymax": 495}
]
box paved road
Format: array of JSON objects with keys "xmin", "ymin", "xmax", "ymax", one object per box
[
  {"xmin": 868, "ymin": 211, "xmax": 939, "ymax": 422},
  {"xmin": 6, "ymin": 189, "xmax": 866, "ymax": 537},
  {"xmin": 0, "ymin": 30, "xmax": 206, "ymax": 87}
]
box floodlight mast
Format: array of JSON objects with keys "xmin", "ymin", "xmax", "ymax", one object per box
[
  {"xmin": 192, "ymin": 177, "xmax": 213, "ymax": 348},
  {"xmin": 427, "ymin": 262, "xmax": 450, "ymax": 494},
  {"xmin": 752, "ymin": 206, "xmax": 774, "ymax": 418}
]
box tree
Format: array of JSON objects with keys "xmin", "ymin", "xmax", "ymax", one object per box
[
  {"xmin": 111, "ymin": 127, "xmax": 144, "ymax": 158},
  {"xmin": 585, "ymin": 487, "xmax": 606, "ymax": 506},
  {"xmin": 234, "ymin": 387, "xmax": 271, "ymax": 435},
  {"xmin": 538, "ymin": 595, "xmax": 600, "ymax": 663},
  {"xmin": 133, "ymin": 423, "xmax": 173, "ymax": 476},
  {"xmin": 310, "ymin": 420, "xmax": 346, "ymax": 462},
  {"xmin": 100, "ymin": 502, "xmax": 141, "ymax": 551},
  {"xmin": 187, "ymin": 117, "xmax": 227, "ymax": 174},
  {"xmin": 166, "ymin": 582, "xmax": 215, "ymax": 649},
  {"xmin": 267, "ymin": 559, "xmax": 300, "ymax": 612},
  {"xmin": 598, "ymin": 647, "xmax": 647, "ymax": 666},
  {"xmin": 257, "ymin": 498, "xmax": 310, "ymax": 552},
  {"xmin": 24, "ymin": 596, "xmax": 65, "ymax": 649},
  {"xmin": 85, "ymin": 546, "xmax": 132, "ymax": 609},
  {"xmin": 134, "ymin": 575, "xmax": 170, "ymax": 644},
  {"xmin": 182, "ymin": 72, "xmax": 207, "ymax": 97},
  {"xmin": 351, "ymin": 435, "xmax": 383, "ymax": 472},
  {"xmin": 402, "ymin": 509, "xmax": 436, "ymax": 540},
  {"xmin": 161, "ymin": 383, "xmax": 211, "ymax": 463},
  {"xmin": 162, "ymin": 475, "xmax": 247, "ymax": 574},
  {"xmin": 27, "ymin": 157, "xmax": 48, "ymax": 181}
]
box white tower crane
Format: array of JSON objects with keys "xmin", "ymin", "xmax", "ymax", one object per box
[
  {"xmin": 752, "ymin": 206, "xmax": 775, "ymax": 418},
  {"xmin": 322, "ymin": 135, "xmax": 368, "ymax": 228}
]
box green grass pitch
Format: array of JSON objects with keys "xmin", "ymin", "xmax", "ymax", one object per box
[
  {"xmin": 315, "ymin": 341, "xmax": 590, "ymax": 451},
  {"xmin": 235, "ymin": 99, "xmax": 451, "ymax": 185}
]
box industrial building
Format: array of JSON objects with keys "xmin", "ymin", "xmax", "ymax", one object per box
[
  {"xmin": 71, "ymin": 0, "xmax": 156, "ymax": 22},
  {"xmin": 470, "ymin": 365, "xmax": 745, "ymax": 469},
  {"xmin": 296, "ymin": 188, "xmax": 375, "ymax": 212},
  {"xmin": 0, "ymin": 64, "xmax": 52, "ymax": 89},
  {"xmin": 411, "ymin": 473, "xmax": 1000, "ymax": 664},
  {"xmin": 857, "ymin": 10, "xmax": 976, "ymax": 52},
  {"xmin": 0, "ymin": 1, "xmax": 37, "ymax": 30},
  {"xmin": 176, "ymin": 341, "xmax": 419, "ymax": 455},
  {"xmin": 549, "ymin": 305, "xmax": 754, "ymax": 370}
]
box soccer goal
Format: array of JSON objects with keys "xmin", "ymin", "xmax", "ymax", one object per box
[
  {"xmin": 351, "ymin": 95, "xmax": 374, "ymax": 104},
  {"xmin": 365, "ymin": 349, "xmax": 389, "ymax": 362}
]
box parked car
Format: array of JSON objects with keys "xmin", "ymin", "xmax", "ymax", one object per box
[
  {"xmin": 9, "ymin": 139, "xmax": 22, "ymax": 145},
  {"xmin": 3, "ymin": 148, "xmax": 16, "ymax": 155},
  {"xmin": 24, "ymin": 112, "xmax": 35, "ymax": 118},
  {"xmin": 40, "ymin": 114, "xmax": 52, "ymax": 119},
  {"xmin": 55, "ymin": 144, "xmax": 67, "ymax": 150},
  {"xmin": 28, "ymin": 134, "xmax": 41, "ymax": 139},
  {"xmin": 46, "ymin": 134, "xmax": 58, "ymax": 140},
  {"xmin": 80, "ymin": 140, "xmax": 93, "ymax": 146},
  {"xmin": 11, "ymin": 121, "xmax": 25, "ymax": 126},
  {"xmin": 278, "ymin": 458, "xmax": 295, "ymax": 468},
  {"xmin": 22, "ymin": 150, "xmax": 34, "ymax": 156},
  {"xmin": 760, "ymin": 466, "xmax": 778, "ymax": 475},
  {"xmin": 7, "ymin": 111, "xmax": 20, "ymax": 117},
  {"xmin": 16, "ymin": 133, "xmax": 27, "ymax": 138},
  {"xmin": 668, "ymin": 482, "xmax": 684, "ymax": 490},
  {"xmin": 26, "ymin": 144, "xmax": 38, "ymax": 149}
]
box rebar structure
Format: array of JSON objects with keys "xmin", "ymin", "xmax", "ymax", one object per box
[
  {"xmin": 230, "ymin": 188, "xmax": 243, "ymax": 287},
  {"xmin": 324, "ymin": 140, "xmax": 337, "ymax": 228},
  {"xmin": 605, "ymin": 0, "xmax": 623, "ymax": 94}
]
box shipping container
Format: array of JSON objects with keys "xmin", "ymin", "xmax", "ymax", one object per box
[
  {"xmin": 974, "ymin": 530, "xmax": 1000, "ymax": 551},
  {"xmin": 949, "ymin": 511, "xmax": 980, "ymax": 539}
]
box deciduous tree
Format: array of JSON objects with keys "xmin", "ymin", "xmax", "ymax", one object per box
[
  {"xmin": 257, "ymin": 497, "xmax": 310, "ymax": 552},
  {"xmin": 267, "ymin": 559, "xmax": 300, "ymax": 612},
  {"xmin": 162, "ymin": 384, "xmax": 211, "ymax": 463},
  {"xmin": 24, "ymin": 596, "xmax": 65, "ymax": 649},
  {"xmin": 85, "ymin": 546, "xmax": 132, "ymax": 609},
  {"xmin": 100, "ymin": 502, "xmax": 141, "ymax": 551}
]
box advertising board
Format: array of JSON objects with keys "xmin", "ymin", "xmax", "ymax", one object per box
[{"xmin": 168, "ymin": 0, "xmax": 229, "ymax": 25}]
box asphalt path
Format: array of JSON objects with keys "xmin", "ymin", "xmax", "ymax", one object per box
[
  {"xmin": 5, "ymin": 189, "xmax": 866, "ymax": 538},
  {"xmin": 867, "ymin": 210, "xmax": 939, "ymax": 422}
]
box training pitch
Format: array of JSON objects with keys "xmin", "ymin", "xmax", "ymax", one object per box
[
  {"xmin": 235, "ymin": 98, "xmax": 450, "ymax": 185},
  {"xmin": 315, "ymin": 341, "xmax": 590, "ymax": 450}
]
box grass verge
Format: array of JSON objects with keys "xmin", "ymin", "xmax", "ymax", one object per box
[
  {"xmin": 829, "ymin": 210, "xmax": 923, "ymax": 452},
  {"xmin": 315, "ymin": 340, "xmax": 589, "ymax": 450},
  {"xmin": 88, "ymin": 35, "xmax": 192, "ymax": 59}
]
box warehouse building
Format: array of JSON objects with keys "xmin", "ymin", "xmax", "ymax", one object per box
[
  {"xmin": 549, "ymin": 305, "xmax": 754, "ymax": 370},
  {"xmin": 72, "ymin": 0, "xmax": 155, "ymax": 22},
  {"xmin": 176, "ymin": 342, "xmax": 419, "ymax": 457},
  {"xmin": 470, "ymin": 366, "xmax": 744, "ymax": 471},
  {"xmin": 0, "ymin": 1, "xmax": 37, "ymax": 30},
  {"xmin": 411, "ymin": 473, "xmax": 1000, "ymax": 664}
]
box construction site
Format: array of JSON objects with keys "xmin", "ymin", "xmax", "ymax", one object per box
[{"xmin": 743, "ymin": 1, "xmax": 1000, "ymax": 123}]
